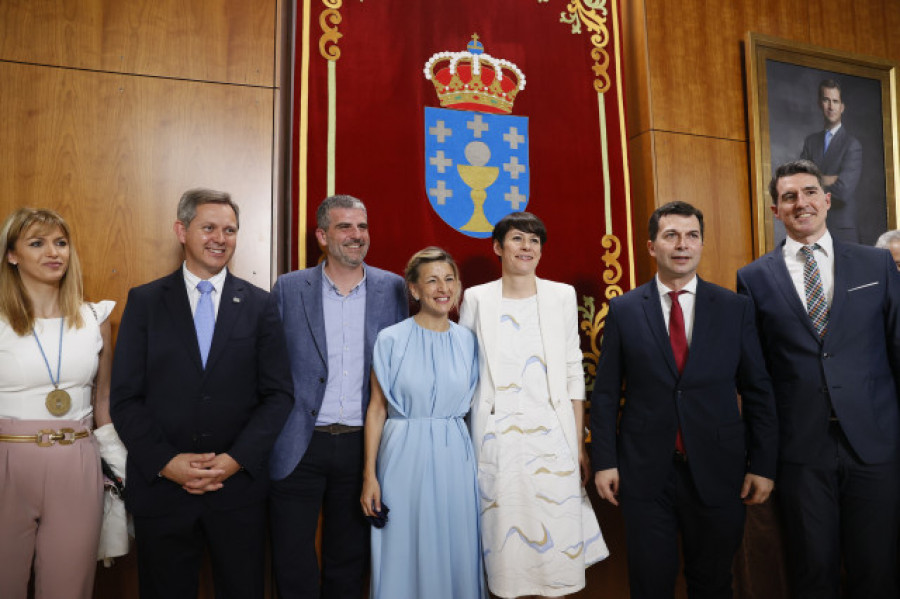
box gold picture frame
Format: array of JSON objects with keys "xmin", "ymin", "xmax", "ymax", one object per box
[{"xmin": 745, "ymin": 32, "xmax": 900, "ymax": 254}]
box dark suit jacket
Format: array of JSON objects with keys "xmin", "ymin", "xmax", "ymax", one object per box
[
  {"xmin": 268, "ymin": 263, "xmax": 408, "ymax": 480},
  {"xmin": 110, "ymin": 269, "xmax": 294, "ymax": 516},
  {"xmin": 800, "ymin": 127, "xmax": 863, "ymax": 239},
  {"xmin": 737, "ymin": 239, "xmax": 900, "ymax": 466},
  {"xmin": 591, "ymin": 278, "xmax": 778, "ymax": 507}
]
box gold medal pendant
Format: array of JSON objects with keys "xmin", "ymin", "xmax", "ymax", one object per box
[
  {"xmin": 46, "ymin": 388, "xmax": 72, "ymax": 417},
  {"xmin": 34, "ymin": 318, "xmax": 71, "ymax": 417}
]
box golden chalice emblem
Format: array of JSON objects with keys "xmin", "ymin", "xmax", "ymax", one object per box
[{"xmin": 457, "ymin": 141, "xmax": 498, "ymax": 233}]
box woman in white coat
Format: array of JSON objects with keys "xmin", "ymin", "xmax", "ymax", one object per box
[{"xmin": 459, "ymin": 212, "xmax": 608, "ymax": 598}]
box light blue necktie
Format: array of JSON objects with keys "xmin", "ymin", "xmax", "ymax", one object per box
[
  {"xmin": 824, "ymin": 130, "xmax": 833, "ymax": 153},
  {"xmin": 195, "ymin": 280, "xmax": 215, "ymax": 367}
]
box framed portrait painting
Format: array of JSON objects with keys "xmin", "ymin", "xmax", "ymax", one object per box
[{"xmin": 745, "ymin": 32, "xmax": 900, "ymax": 253}]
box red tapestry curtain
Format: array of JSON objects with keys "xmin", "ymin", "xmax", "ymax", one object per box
[{"xmin": 290, "ymin": 0, "xmax": 634, "ymax": 389}]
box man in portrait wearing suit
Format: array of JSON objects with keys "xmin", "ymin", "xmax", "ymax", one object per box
[
  {"xmin": 800, "ymin": 78, "xmax": 863, "ymax": 242},
  {"xmin": 110, "ymin": 189, "xmax": 294, "ymax": 598},
  {"xmin": 268, "ymin": 194, "xmax": 408, "ymax": 599},
  {"xmin": 592, "ymin": 201, "xmax": 778, "ymax": 599},
  {"xmin": 737, "ymin": 160, "xmax": 900, "ymax": 599}
]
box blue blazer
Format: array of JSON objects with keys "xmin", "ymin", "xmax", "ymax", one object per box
[
  {"xmin": 110, "ymin": 269, "xmax": 295, "ymax": 516},
  {"xmin": 268, "ymin": 263, "xmax": 408, "ymax": 480},
  {"xmin": 591, "ymin": 278, "xmax": 778, "ymax": 506},
  {"xmin": 737, "ymin": 239, "xmax": 900, "ymax": 466}
]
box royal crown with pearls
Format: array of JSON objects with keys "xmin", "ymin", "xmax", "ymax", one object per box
[{"xmin": 424, "ymin": 34, "xmax": 526, "ymax": 115}]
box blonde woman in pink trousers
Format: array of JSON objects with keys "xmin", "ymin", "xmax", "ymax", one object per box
[{"xmin": 0, "ymin": 208, "xmax": 124, "ymax": 599}]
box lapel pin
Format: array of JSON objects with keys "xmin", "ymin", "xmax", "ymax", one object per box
[{"xmin": 233, "ymin": 297, "xmax": 241, "ymax": 303}]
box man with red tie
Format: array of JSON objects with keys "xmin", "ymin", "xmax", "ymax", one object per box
[{"xmin": 591, "ymin": 201, "xmax": 778, "ymax": 599}]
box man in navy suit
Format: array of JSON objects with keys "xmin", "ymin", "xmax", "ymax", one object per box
[
  {"xmin": 110, "ymin": 189, "xmax": 294, "ymax": 598},
  {"xmin": 800, "ymin": 79, "xmax": 862, "ymax": 242},
  {"xmin": 268, "ymin": 195, "xmax": 408, "ymax": 599},
  {"xmin": 592, "ymin": 201, "xmax": 778, "ymax": 599},
  {"xmin": 737, "ymin": 160, "xmax": 900, "ymax": 599}
]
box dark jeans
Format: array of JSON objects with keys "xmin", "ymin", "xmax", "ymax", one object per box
[{"xmin": 270, "ymin": 430, "xmax": 369, "ymax": 599}]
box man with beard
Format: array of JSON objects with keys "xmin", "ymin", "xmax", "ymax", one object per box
[{"xmin": 268, "ymin": 195, "xmax": 408, "ymax": 599}]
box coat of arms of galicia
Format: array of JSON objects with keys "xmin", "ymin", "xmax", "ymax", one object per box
[{"xmin": 423, "ymin": 35, "xmax": 528, "ymax": 238}]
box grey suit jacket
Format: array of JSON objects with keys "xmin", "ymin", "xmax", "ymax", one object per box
[
  {"xmin": 268, "ymin": 262, "xmax": 408, "ymax": 480},
  {"xmin": 800, "ymin": 127, "xmax": 863, "ymax": 241}
]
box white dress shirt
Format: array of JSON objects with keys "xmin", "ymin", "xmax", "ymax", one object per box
[
  {"xmin": 182, "ymin": 263, "xmax": 228, "ymax": 319},
  {"xmin": 656, "ymin": 275, "xmax": 697, "ymax": 346}
]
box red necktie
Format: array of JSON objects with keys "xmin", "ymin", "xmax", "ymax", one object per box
[{"xmin": 668, "ymin": 290, "xmax": 688, "ymax": 453}]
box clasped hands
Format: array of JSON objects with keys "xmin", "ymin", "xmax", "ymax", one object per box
[{"xmin": 161, "ymin": 452, "xmax": 241, "ymax": 495}]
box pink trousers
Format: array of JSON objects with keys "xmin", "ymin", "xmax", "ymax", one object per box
[{"xmin": 0, "ymin": 418, "xmax": 103, "ymax": 599}]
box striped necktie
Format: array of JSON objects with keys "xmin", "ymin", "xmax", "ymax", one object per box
[{"xmin": 800, "ymin": 244, "xmax": 829, "ymax": 338}]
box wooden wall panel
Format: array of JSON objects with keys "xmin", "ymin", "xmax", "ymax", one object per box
[
  {"xmin": 1, "ymin": 0, "xmax": 283, "ymax": 596},
  {"xmin": 887, "ymin": 3, "xmax": 900, "ymax": 66},
  {"xmin": 652, "ymin": 132, "xmax": 753, "ymax": 290},
  {"xmin": 0, "ymin": 61, "xmax": 276, "ymax": 321},
  {"xmin": 642, "ymin": 0, "xmax": 804, "ymax": 141},
  {"xmin": 621, "ymin": 0, "xmax": 651, "ymax": 138},
  {"xmin": 626, "ymin": 0, "xmax": 900, "ymax": 280},
  {"xmin": 0, "ymin": 0, "xmax": 275, "ymax": 86},
  {"xmin": 626, "ymin": 131, "xmax": 657, "ymax": 286},
  {"xmin": 809, "ymin": 0, "xmax": 891, "ymax": 57}
]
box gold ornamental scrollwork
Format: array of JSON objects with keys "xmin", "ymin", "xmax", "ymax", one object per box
[
  {"xmin": 600, "ymin": 232, "xmax": 623, "ymax": 294},
  {"xmin": 579, "ymin": 234, "xmax": 623, "ymax": 393},
  {"xmin": 579, "ymin": 296, "xmax": 607, "ymax": 394},
  {"xmin": 552, "ymin": 0, "xmax": 611, "ymax": 93},
  {"xmin": 319, "ymin": 0, "xmax": 343, "ymax": 61}
]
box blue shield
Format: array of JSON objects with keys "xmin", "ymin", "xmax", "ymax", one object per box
[{"xmin": 424, "ymin": 107, "xmax": 529, "ymax": 238}]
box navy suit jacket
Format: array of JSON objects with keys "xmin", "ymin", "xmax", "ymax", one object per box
[
  {"xmin": 268, "ymin": 263, "xmax": 408, "ymax": 480},
  {"xmin": 737, "ymin": 239, "xmax": 900, "ymax": 466},
  {"xmin": 110, "ymin": 269, "xmax": 294, "ymax": 516},
  {"xmin": 800, "ymin": 127, "xmax": 862, "ymax": 240},
  {"xmin": 591, "ymin": 278, "xmax": 778, "ymax": 506}
]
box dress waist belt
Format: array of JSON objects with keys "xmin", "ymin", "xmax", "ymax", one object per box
[{"xmin": 386, "ymin": 416, "xmax": 472, "ymax": 460}]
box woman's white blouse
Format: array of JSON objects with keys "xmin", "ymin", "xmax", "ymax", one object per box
[{"xmin": 0, "ymin": 301, "xmax": 114, "ymax": 421}]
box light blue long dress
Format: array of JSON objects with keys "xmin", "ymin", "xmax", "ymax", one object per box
[{"xmin": 370, "ymin": 318, "xmax": 487, "ymax": 599}]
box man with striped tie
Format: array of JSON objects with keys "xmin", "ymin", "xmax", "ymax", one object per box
[{"xmin": 737, "ymin": 159, "xmax": 900, "ymax": 599}]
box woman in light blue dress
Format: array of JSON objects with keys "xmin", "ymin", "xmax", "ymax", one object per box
[{"xmin": 361, "ymin": 247, "xmax": 486, "ymax": 599}]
